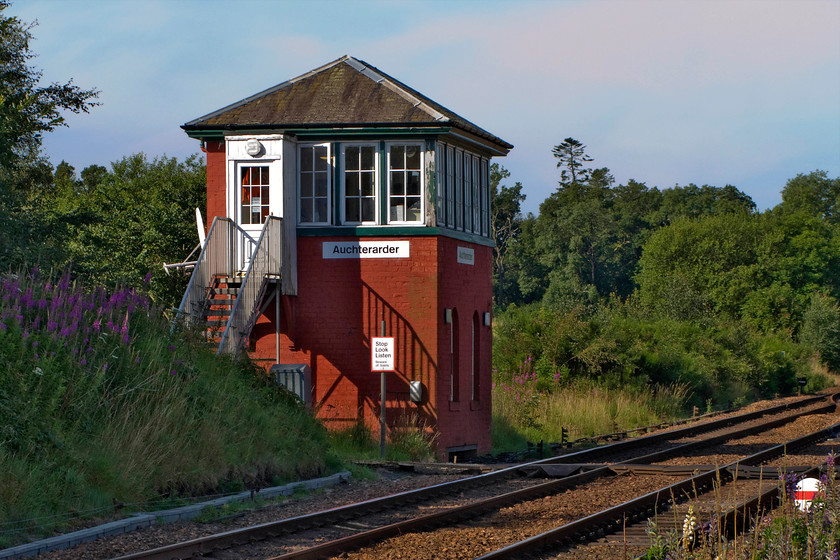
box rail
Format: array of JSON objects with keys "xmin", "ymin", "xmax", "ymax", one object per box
[
  {"xmin": 218, "ymin": 216, "xmax": 283, "ymax": 355},
  {"xmin": 109, "ymin": 393, "xmax": 836, "ymax": 560},
  {"xmin": 174, "ymin": 217, "xmax": 255, "ymax": 329}
]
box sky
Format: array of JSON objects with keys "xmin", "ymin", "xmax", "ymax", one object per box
[{"xmin": 12, "ymin": 0, "xmax": 840, "ymax": 215}]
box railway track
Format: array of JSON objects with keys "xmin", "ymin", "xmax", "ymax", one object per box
[{"xmin": 111, "ymin": 393, "xmax": 839, "ymax": 560}]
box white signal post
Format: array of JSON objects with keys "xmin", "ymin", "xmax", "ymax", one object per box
[{"xmin": 372, "ymin": 324, "xmax": 394, "ymax": 458}]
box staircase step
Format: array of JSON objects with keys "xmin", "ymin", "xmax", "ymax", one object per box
[{"xmin": 210, "ymin": 288, "xmax": 240, "ymax": 296}]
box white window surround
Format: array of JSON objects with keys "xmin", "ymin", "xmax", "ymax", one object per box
[
  {"xmin": 340, "ymin": 143, "xmax": 378, "ymax": 225},
  {"xmin": 386, "ymin": 141, "xmax": 425, "ymax": 225},
  {"xmin": 298, "ymin": 143, "xmax": 332, "ymax": 225}
]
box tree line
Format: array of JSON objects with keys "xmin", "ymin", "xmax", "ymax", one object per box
[{"xmin": 491, "ymin": 137, "xmax": 839, "ymax": 404}]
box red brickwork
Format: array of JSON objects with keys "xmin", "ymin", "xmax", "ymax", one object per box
[
  {"xmin": 203, "ymin": 141, "xmax": 226, "ymax": 226},
  {"xmin": 247, "ymin": 235, "xmax": 493, "ymax": 458}
]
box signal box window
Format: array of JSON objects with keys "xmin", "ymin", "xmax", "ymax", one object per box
[
  {"xmin": 300, "ymin": 144, "xmax": 330, "ymax": 224},
  {"xmin": 344, "ymin": 145, "xmax": 377, "ymax": 224},
  {"xmin": 389, "ymin": 144, "xmax": 423, "ymax": 223},
  {"xmin": 240, "ymin": 166, "xmax": 269, "ymax": 225}
]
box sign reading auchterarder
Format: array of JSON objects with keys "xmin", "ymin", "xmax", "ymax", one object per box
[{"xmin": 322, "ymin": 241, "xmax": 410, "ymax": 259}]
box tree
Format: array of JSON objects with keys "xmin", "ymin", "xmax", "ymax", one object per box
[
  {"xmin": 778, "ymin": 170, "xmax": 840, "ymax": 224},
  {"xmin": 652, "ymin": 184, "xmax": 756, "ymax": 225},
  {"xmin": 490, "ymin": 163, "xmax": 525, "ymax": 307},
  {"xmin": 0, "ymin": 3, "xmax": 99, "ymax": 170},
  {"xmin": 552, "ymin": 137, "xmax": 593, "ymax": 187},
  {"xmin": 800, "ymin": 293, "xmax": 840, "ymax": 372},
  {"xmin": 56, "ymin": 154, "xmax": 207, "ymax": 307}
]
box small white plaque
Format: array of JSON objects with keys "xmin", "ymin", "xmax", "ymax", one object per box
[
  {"xmin": 323, "ymin": 241, "xmax": 410, "ymax": 259},
  {"xmin": 371, "ymin": 337, "xmax": 395, "ymax": 371},
  {"xmin": 457, "ymin": 246, "xmax": 475, "ymax": 265}
]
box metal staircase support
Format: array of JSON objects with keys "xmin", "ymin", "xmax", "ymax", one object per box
[
  {"xmin": 218, "ymin": 216, "xmax": 283, "ymax": 355},
  {"xmin": 173, "ymin": 217, "xmax": 256, "ymax": 332}
]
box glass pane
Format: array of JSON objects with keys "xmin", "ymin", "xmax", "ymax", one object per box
[
  {"xmin": 301, "ymin": 199, "xmax": 312, "ymax": 222},
  {"xmin": 360, "ymin": 172, "xmax": 374, "ymax": 197},
  {"xmin": 241, "ymin": 186, "xmax": 251, "ymax": 204},
  {"xmin": 346, "ymin": 198, "xmax": 360, "ymax": 222},
  {"xmin": 346, "ymin": 173, "xmax": 359, "ymax": 197},
  {"xmin": 241, "ymin": 205, "xmax": 251, "ymax": 224},
  {"xmin": 301, "ymin": 175, "xmax": 312, "ymax": 198},
  {"xmin": 315, "ymin": 199, "xmax": 327, "ymax": 222},
  {"xmin": 406, "ymin": 145, "xmax": 420, "ymax": 169},
  {"xmin": 315, "ymin": 174, "xmax": 328, "ymax": 197},
  {"xmin": 252, "ymin": 209, "xmax": 260, "ymax": 224},
  {"xmin": 391, "ymin": 172, "xmax": 404, "ymax": 195},
  {"xmin": 252, "ymin": 196, "xmax": 261, "ymax": 207},
  {"xmin": 407, "ymin": 197, "xmax": 421, "ymax": 221},
  {"xmin": 262, "ymin": 186, "xmax": 270, "ymax": 205},
  {"xmin": 390, "ymin": 199, "xmax": 405, "ymax": 222},
  {"xmin": 261, "ymin": 167, "xmax": 269, "ymax": 184},
  {"xmin": 241, "ymin": 167, "xmax": 251, "ymax": 186},
  {"xmin": 361, "ymin": 146, "xmax": 374, "ymax": 170},
  {"xmin": 315, "ymin": 147, "xmax": 328, "ymax": 171},
  {"xmin": 261, "ymin": 206, "xmax": 270, "ymax": 221},
  {"xmin": 362, "ymin": 198, "xmax": 375, "ymax": 222},
  {"xmin": 391, "ymin": 145, "xmax": 404, "ymax": 169},
  {"xmin": 346, "ymin": 146, "xmax": 359, "ymax": 171},
  {"xmin": 301, "ymin": 148, "xmax": 313, "ymax": 172},
  {"xmin": 407, "ymin": 171, "xmax": 420, "ymax": 195}
]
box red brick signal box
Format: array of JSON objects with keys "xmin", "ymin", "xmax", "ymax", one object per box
[{"xmin": 179, "ymin": 56, "xmax": 512, "ymax": 460}]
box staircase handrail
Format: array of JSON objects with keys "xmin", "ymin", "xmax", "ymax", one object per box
[
  {"xmin": 218, "ymin": 216, "xmax": 283, "ymax": 355},
  {"xmin": 174, "ymin": 217, "xmax": 256, "ymax": 329}
]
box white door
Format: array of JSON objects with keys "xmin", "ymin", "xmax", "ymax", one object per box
[{"xmin": 234, "ymin": 161, "xmax": 281, "ymax": 270}]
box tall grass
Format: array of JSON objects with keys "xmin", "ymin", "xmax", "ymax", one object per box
[
  {"xmin": 491, "ymin": 356, "xmax": 689, "ymax": 450},
  {"xmin": 328, "ymin": 412, "xmax": 438, "ymax": 462},
  {"xmin": 0, "ymin": 268, "xmax": 332, "ymax": 545}
]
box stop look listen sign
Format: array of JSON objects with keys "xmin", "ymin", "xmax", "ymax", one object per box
[{"xmin": 371, "ymin": 337, "xmax": 395, "ymax": 371}]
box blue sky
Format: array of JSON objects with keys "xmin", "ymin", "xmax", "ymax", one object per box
[{"xmin": 13, "ymin": 0, "xmax": 840, "ymax": 215}]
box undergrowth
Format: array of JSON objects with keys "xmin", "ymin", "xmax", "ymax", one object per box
[{"xmin": 0, "ymin": 268, "xmax": 334, "ymax": 546}]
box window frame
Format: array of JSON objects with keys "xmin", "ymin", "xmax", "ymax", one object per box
[
  {"xmin": 237, "ymin": 164, "xmax": 272, "ymax": 226},
  {"xmin": 298, "ymin": 142, "xmax": 332, "ymax": 226},
  {"xmin": 446, "ymin": 145, "xmax": 455, "ymax": 229},
  {"xmin": 386, "ymin": 141, "xmax": 425, "ymax": 225},
  {"xmin": 340, "ymin": 142, "xmax": 379, "ymax": 225}
]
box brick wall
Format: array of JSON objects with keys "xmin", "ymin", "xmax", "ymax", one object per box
[
  {"xmin": 248, "ymin": 235, "xmax": 493, "ymax": 458},
  {"xmin": 204, "ymin": 141, "xmax": 226, "ymax": 225}
]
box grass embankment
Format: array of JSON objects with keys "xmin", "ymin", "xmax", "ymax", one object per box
[
  {"xmin": 491, "ymin": 358, "xmax": 689, "ymax": 452},
  {"xmin": 0, "ymin": 269, "xmax": 334, "ymax": 546},
  {"xmin": 491, "ymin": 302, "xmax": 832, "ymax": 453}
]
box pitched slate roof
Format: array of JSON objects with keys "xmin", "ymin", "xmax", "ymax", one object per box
[{"xmin": 182, "ymin": 55, "xmax": 512, "ymax": 153}]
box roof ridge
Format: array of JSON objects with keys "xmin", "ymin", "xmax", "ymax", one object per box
[{"xmin": 343, "ymin": 57, "xmax": 446, "ymax": 122}]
